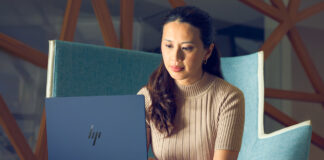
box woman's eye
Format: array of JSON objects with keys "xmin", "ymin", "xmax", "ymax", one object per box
[
  {"xmin": 182, "ymin": 47, "xmax": 193, "ymax": 51},
  {"xmin": 165, "ymin": 44, "xmax": 172, "ymax": 48}
]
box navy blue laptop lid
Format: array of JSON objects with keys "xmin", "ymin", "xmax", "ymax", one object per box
[{"xmin": 45, "ymin": 95, "xmax": 147, "ymax": 160}]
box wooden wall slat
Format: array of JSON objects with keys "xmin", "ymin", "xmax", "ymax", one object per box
[
  {"xmin": 0, "ymin": 95, "xmax": 37, "ymax": 160},
  {"xmin": 264, "ymin": 102, "xmax": 324, "ymax": 149},
  {"xmin": 296, "ymin": 1, "xmax": 324, "ymax": 23},
  {"xmin": 287, "ymin": 0, "xmax": 300, "ymax": 19},
  {"xmin": 91, "ymin": 0, "xmax": 120, "ymax": 48},
  {"xmin": 59, "ymin": 0, "xmax": 82, "ymax": 41},
  {"xmin": 168, "ymin": 0, "xmax": 186, "ymax": 8},
  {"xmin": 239, "ymin": 0, "xmax": 283, "ymax": 22},
  {"xmin": 260, "ymin": 21, "xmax": 290, "ymax": 59},
  {"xmin": 265, "ymin": 88, "xmax": 324, "ymax": 103},
  {"xmin": 287, "ymin": 28, "xmax": 324, "ymax": 94},
  {"xmin": 0, "ymin": 33, "xmax": 47, "ymax": 69},
  {"xmin": 265, "ymin": 102, "xmax": 295, "ymax": 126},
  {"xmin": 270, "ymin": 0, "xmax": 286, "ymax": 13},
  {"xmin": 312, "ymin": 132, "xmax": 324, "ymax": 152},
  {"xmin": 34, "ymin": 109, "xmax": 48, "ymax": 160},
  {"xmin": 120, "ymin": 0, "xmax": 134, "ymax": 49}
]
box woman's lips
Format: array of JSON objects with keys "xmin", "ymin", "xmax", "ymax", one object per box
[{"xmin": 170, "ymin": 66, "xmax": 184, "ymax": 72}]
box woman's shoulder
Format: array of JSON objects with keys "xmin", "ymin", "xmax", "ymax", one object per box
[
  {"xmin": 209, "ymin": 74, "xmax": 244, "ymax": 98},
  {"xmin": 137, "ymin": 86, "xmax": 152, "ymax": 107},
  {"xmin": 208, "ymin": 74, "xmax": 245, "ymax": 113},
  {"xmin": 137, "ymin": 86, "xmax": 149, "ymax": 96}
]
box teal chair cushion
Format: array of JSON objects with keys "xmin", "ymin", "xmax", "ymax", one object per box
[
  {"xmin": 47, "ymin": 40, "xmax": 312, "ymax": 160},
  {"xmin": 48, "ymin": 41, "xmax": 161, "ymax": 97},
  {"xmin": 221, "ymin": 53, "xmax": 312, "ymax": 160}
]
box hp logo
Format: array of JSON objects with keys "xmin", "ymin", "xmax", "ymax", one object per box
[{"xmin": 88, "ymin": 125, "xmax": 101, "ymax": 146}]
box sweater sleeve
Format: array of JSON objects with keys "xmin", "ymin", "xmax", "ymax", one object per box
[
  {"xmin": 214, "ymin": 87, "xmax": 245, "ymax": 151},
  {"xmin": 137, "ymin": 87, "xmax": 152, "ymax": 128}
]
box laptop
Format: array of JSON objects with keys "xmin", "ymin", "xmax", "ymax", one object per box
[{"xmin": 45, "ymin": 95, "xmax": 148, "ymax": 160}]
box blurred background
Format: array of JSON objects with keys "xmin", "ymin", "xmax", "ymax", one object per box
[{"xmin": 0, "ymin": 0, "xmax": 323, "ymax": 159}]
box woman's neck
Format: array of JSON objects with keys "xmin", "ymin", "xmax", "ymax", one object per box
[
  {"xmin": 175, "ymin": 70, "xmax": 205, "ymax": 86},
  {"xmin": 174, "ymin": 72, "xmax": 214, "ymax": 97}
]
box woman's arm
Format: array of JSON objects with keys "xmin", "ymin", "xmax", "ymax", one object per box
[
  {"xmin": 213, "ymin": 150, "xmax": 239, "ymax": 160},
  {"xmin": 213, "ymin": 86, "xmax": 244, "ymax": 160}
]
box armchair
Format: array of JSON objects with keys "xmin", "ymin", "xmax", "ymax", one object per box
[{"xmin": 46, "ymin": 40, "xmax": 312, "ymax": 160}]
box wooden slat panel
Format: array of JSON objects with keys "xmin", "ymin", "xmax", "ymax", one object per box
[
  {"xmin": 287, "ymin": 28, "xmax": 324, "ymax": 94},
  {"xmin": 265, "ymin": 102, "xmax": 295, "ymax": 126},
  {"xmin": 168, "ymin": 0, "xmax": 186, "ymax": 8},
  {"xmin": 60, "ymin": 0, "xmax": 82, "ymax": 41},
  {"xmin": 0, "ymin": 33, "xmax": 47, "ymax": 69},
  {"xmin": 269, "ymin": 0, "xmax": 292, "ymax": 26},
  {"xmin": 270, "ymin": 0, "xmax": 286, "ymax": 13},
  {"xmin": 296, "ymin": 1, "xmax": 324, "ymax": 23},
  {"xmin": 239, "ymin": 0, "xmax": 283, "ymax": 22},
  {"xmin": 265, "ymin": 88, "xmax": 324, "ymax": 103},
  {"xmin": 264, "ymin": 102, "xmax": 324, "ymax": 149},
  {"xmin": 34, "ymin": 109, "xmax": 48, "ymax": 160},
  {"xmin": 0, "ymin": 117, "xmax": 3, "ymax": 126},
  {"xmin": 312, "ymin": 132, "xmax": 324, "ymax": 152},
  {"xmin": 260, "ymin": 21, "xmax": 290, "ymax": 59},
  {"xmin": 0, "ymin": 95, "xmax": 37, "ymax": 160},
  {"xmin": 287, "ymin": 0, "xmax": 300, "ymax": 19},
  {"xmin": 120, "ymin": 0, "xmax": 134, "ymax": 49},
  {"xmin": 91, "ymin": 0, "xmax": 120, "ymax": 48}
]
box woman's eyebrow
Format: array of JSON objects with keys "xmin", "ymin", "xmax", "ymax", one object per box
[
  {"xmin": 163, "ymin": 39, "xmax": 194, "ymax": 44},
  {"xmin": 181, "ymin": 41, "xmax": 194, "ymax": 44},
  {"xmin": 163, "ymin": 39, "xmax": 172, "ymax": 42}
]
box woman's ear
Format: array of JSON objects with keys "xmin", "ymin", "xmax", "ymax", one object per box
[{"xmin": 205, "ymin": 43, "xmax": 214, "ymax": 60}]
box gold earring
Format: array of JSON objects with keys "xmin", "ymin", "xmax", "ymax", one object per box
[{"xmin": 203, "ymin": 59, "xmax": 207, "ymax": 64}]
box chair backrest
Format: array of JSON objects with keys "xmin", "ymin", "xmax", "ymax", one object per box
[
  {"xmin": 47, "ymin": 40, "xmax": 312, "ymax": 160},
  {"xmin": 46, "ymin": 40, "xmax": 161, "ymax": 97},
  {"xmin": 221, "ymin": 51, "xmax": 312, "ymax": 160}
]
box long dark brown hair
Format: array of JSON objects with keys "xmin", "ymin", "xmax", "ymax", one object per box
[{"xmin": 147, "ymin": 6, "xmax": 223, "ymax": 136}]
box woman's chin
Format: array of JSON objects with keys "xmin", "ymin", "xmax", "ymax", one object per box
[{"xmin": 169, "ymin": 73, "xmax": 186, "ymax": 81}]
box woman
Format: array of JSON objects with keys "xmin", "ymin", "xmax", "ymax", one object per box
[{"xmin": 138, "ymin": 6, "xmax": 244, "ymax": 160}]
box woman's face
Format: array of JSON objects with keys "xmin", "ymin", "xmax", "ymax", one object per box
[{"xmin": 161, "ymin": 21, "xmax": 213, "ymax": 85}]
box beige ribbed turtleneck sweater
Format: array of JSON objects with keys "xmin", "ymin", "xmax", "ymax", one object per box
[{"xmin": 137, "ymin": 72, "xmax": 244, "ymax": 160}]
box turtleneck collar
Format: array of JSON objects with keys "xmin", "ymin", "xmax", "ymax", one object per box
[{"xmin": 174, "ymin": 72, "xmax": 215, "ymax": 97}]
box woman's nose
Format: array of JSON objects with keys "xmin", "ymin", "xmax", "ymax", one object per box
[{"xmin": 172, "ymin": 47, "xmax": 183, "ymax": 62}]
